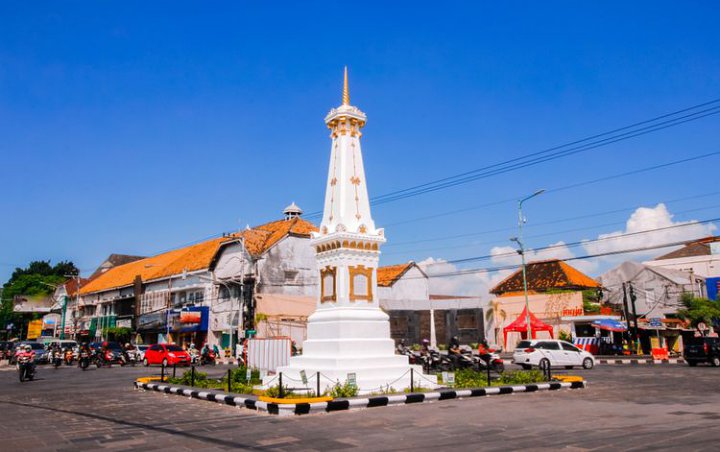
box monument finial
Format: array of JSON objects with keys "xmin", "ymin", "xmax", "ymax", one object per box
[{"xmin": 342, "ymin": 66, "xmax": 350, "ymax": 106}]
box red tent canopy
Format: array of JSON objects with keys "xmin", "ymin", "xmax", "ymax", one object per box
[{"xmin": 503, "ymin": 307, "xmax": 554, "ymax": 346}]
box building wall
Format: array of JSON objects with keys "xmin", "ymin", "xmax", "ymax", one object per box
[
  {"xmin": 490, "ymin": 292, "xmax": 583, "ymax": 351},
  {"xmin": 388, "ymin": 309, "xmax": 484, "ymax": 346},
  {"xmin": 378, "ymin": 267, "xmax": 429, "ymax": 301},
  {"xmin": 644, "ymin": 255, "xmax": 720, "ymax": 278},
  {"xmin": 255, "ymin": 236, "xmax": 318, "ymax": 297}
]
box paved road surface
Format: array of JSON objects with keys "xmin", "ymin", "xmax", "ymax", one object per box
[{"xmin": 1, "ymin": 363, "xmax": 719, "ymax": 450}]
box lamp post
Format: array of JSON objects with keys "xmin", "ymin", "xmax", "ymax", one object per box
[{"xmin": 510, "ymin": 189, "xmax": 545, "ymax": 339}]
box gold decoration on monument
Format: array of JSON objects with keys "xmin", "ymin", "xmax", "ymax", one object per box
[
  {"xmin": 348, "ymin": 265, "xmax": 373, "ymax": 302},
  {"xmin": 320, "ymin": 266, "xmax": 337, "ymax": 303}
]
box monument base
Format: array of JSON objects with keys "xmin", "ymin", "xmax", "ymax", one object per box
[{"xmin": 262, "ymin": 307, "xmax": 438, "ymax": 395}]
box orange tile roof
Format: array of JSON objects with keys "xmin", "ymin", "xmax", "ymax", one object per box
[
  {"xmin": 490, "ymin": 259, "xmax": 600, "ymax": 296},
  {"xmin": 238, "ymin": 217, "xmax": 318, "ymax": 257},
  {"xmin": 80, "ymin": 237, "xmax": 229, "ymax": 295},
  {"xmin": 80, "ymin": 217, "xmax": 319, "ymax": 295},
  {"xmin": 377, "ymin": 262, "xmax": 416, "ymax": 287}
]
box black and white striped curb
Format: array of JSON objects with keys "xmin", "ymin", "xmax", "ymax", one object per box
[
  {"xmin": 135, "ymin": 380, "xmax": 586, "ymax": 416},
  {"xmin": 596, "ymin": 358, "xmax": 685, "ymax": 365}
]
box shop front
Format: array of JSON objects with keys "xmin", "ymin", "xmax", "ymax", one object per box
[
  {"xmin": 136, "ymin": 307, "xmax": 209, "ymax": 346},
  {"xmin": 562, "ymin": 315, "xmax": 627, "ymax": 355}
]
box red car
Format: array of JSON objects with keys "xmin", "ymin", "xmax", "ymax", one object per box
[{"xmin": 143, "ymin": 344, "xmax": 190, "ymax": 367}]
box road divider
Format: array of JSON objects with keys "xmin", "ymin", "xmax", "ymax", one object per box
[{"xmin": 134, "ymin": 378, "xmax": 586, "ymax": 416}]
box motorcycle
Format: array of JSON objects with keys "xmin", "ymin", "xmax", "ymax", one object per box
[
  {"xmin": 476, "ymin": 350, "xmax": 505, "ymax": 374},
  {"xmin": 123, "ymin": 350, "xmax": 137, "ymax": 367},
  {"xmin": 52, "ymin": 350, "xmax": 63, "ymax": 368},
  {"xmin": 189, "ymin": 349, "xmax": 200, "ymax": 365},
  {"xmin": 17, "ymin": 356, "xmax": 35, "ymax": 382},
  {"xmin": 200, "ymin": 350, "xmax": 217, "ymax": 366},
  {"xmin": 79, "ymin": 350, "xmax": 90, "ymax": 370},
  {"xmin": 64, "ymin": 349, "xmax": 75, "ymax": 366}
]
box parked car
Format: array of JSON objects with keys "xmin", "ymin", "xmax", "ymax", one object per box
[
  {"xmin": 684, "ymin": 337, "xmax": 720, "ymax": 367},
  {"xmin": 0, "ymin": 341, "xmax": 17, "ymax": 360},
  {"xmin": 135, "ymin": 344, "xmax": 149, "ymax": 361},
  {"xmin": 143, "ymin": 344, "xmax": 190, "ymax": 367},
  {"xmin": 513, "ymin": 339, "xmax": 595, "ymax": 370}
]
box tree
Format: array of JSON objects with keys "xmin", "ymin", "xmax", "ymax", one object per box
[
  {"xmin": 676, "ymin": 293, "xmax": 720, "ymax": 329},
  {"xmin": 1, "ymin": 260, "xmax": 80, "ymax": 334}
]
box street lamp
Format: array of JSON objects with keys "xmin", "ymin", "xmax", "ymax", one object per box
[{"xmin": 510, "ymin": 189, "xmax": 546, "ymax": 340}]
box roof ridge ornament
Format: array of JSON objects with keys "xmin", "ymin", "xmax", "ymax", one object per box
[{"xmin": 342, "ymin": 66, "xmax": 350, "ymax": 106}]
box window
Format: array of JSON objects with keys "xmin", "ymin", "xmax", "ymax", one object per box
[
  {"xmin": 561, "ymin": 342, "xmax": 580, "ymax": 352},
  {"xmin": 149, "ymin": 345, "xmax": 161, "ymax": 351},
  {"xmin": 349, "ymin": 265, "xmax": 373, "ymax": 302},
  {"xmin": 537, "ymin": 341, "xmax": 560, "ymax": 350},
  {"xmin": 284, "ymin": 270, "xmax": 299, "ymax": 282}
]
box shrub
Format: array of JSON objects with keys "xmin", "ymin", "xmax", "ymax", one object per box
[
  {"xmin": 497, "ymin": 370, "xmax": 545, "ymax": 385},
  {"xmin": 326, "ymin": 380, "xmax": 359, "ymax": 398},
  {"xmin": 265, "ymin": 384, "xmax": 294, "ymax": 398}
]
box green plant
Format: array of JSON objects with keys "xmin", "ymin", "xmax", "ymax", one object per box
[
  {"xmin": 265, "ymin": 384, "xmax": 294, "ymax": 398},
  {"xmin": 326, "ymin": 380, "xmax": 359, "ymax": 398},
  {"xmin": 410, "ymin": 343, "xmax": 421, "ymax": 351},
  {"xmin": 558, "ymin": 330, "xmax": 573, "ymax": 343},
  {"xmin": 454, "ymin": 369, "xmax": 489, "ymax": 388},
  {"xmin": 677, "ymin": 293, "xmax": 720, "ymax": 327},
  {"xmin": 497, "ymin": 370, "xmax": 545, "ymax": 385},
  {"xmin": 438, "ymin": 343, "xmax": 447, "ymax": 351}
]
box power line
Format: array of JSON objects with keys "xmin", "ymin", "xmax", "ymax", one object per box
[
  {"xmin": 382, "ymin": 201, "xmax": 720, "ymax": 255},
  {"xmin": 413, "ymin": 237, "xmax": 708, "ymax": 281},
  {"xmin": 301, "ymin": 98, "xmax": 720, "ymax": 217},
  {"xmin": 419, "ymin": 216, "xmax": 719, "ymax": 268},
  {"xmin": 383, "ymin": 151, "xmax": 720, "ymax": 228}
]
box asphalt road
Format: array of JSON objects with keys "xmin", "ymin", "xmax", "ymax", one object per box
[{"xmin": 1, "ymin": 362, "xmax": 719, "ymax": 451}]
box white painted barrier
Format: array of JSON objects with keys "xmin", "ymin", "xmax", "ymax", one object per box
[{"xmin": 246, "ymin": 337, "xmax": 291, "ymax": 372}]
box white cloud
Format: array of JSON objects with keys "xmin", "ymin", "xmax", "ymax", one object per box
[
  {"xmin": 417, "ymin": 257, "xmax": 511, "ymax": 299},
  {"xmin": 416, "ymin": 204, "xmax": 716, "ymax": 299},
  {"xmin": 581, "ymin": 203, "xmax": 716, "ymax": 266}
]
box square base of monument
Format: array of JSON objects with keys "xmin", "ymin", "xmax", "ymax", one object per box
[{"xmin": 264, "ymin": 357, "xmax": 437, "ymax": 395}]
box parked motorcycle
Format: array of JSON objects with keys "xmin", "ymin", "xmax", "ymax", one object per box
[
  {"xmin": 476, "ymin": 350, "xmax": 505, "ymax": 374},
  {"xmin": 17, "ymin": 356, "xmax": 35, "ymax": 382}
]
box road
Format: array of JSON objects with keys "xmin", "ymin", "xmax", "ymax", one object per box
[{"xmin": 0, "ymin": 362, "xmax": 719, "ymax": 451}]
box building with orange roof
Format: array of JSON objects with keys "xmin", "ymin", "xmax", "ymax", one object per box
[
  {"xmin": 74, "ymin": 204, "xmax": 320, "ymax": 350},
  {"xmin": 487, "ymin": 259, "xmax": 601, "ymax": 351}
]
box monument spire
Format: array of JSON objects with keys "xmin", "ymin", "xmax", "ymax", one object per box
[
  {"xmin": 342, "ymin": 66, "xmax": 350, "ymax": 106},
  {"xmin": 266, "ymin": 69, "xmax": 435, "ymax": 394}
]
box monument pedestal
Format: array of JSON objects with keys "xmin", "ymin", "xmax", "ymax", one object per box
[{"xmin": 268, "ymin": 307, "xmax": 436, "ymax": 394}]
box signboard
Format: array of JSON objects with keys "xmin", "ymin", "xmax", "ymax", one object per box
[
  {"xmin": 442, "ymin": 371, "xmax": 455, "ymax": 386},
  {"xmin": 116, "ymin": 319, "xmax": 132, "ymax": 328},
  {"xmin": 246, "ymin": 368, "xmax": 252, "ymax": 381},
  {"xmin": 347, "ymin": 373, "xmax": 357, "ymax": 387},
  {"xmin": 300, "ymin": 370, "xmax": 308, "ymax": 385},
  {"xmin": 180, "ymin": 310, "xmax": 202, "ymax": 324},
  {"xmin": 648, "ymin": 318, "xmax": 663, "ymax": 328},
  {"xmin": 27, "ymin": 320, "xmax": 43, "ymax": 339}
]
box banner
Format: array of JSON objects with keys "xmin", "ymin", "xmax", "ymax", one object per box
[{"xmin": 27, "ymin": 319, "xmax": 43, "ymax": 339}]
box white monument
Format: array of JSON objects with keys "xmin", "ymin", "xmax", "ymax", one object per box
[{"xmin": 269, "ymin": 68, "xmax": 435, "ymax": 394}]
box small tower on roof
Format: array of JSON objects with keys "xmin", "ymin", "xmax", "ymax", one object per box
[{"xmin": 283, "ymin": 202, "xmax": 303, "ymax": 220}]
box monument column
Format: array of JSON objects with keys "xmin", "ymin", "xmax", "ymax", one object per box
[{"xmin": 268, "ymin": 68, "xmax": 435, "ymax": 394}]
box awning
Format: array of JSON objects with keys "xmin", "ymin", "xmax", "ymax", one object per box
[{"xmin": 590, "ymin": 318, "xmax": 627, "ymax": 332}]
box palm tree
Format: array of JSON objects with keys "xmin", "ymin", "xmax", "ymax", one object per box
[{"xmin": 485, "ymin": 300, "xmax": 506, "ymax": 347}]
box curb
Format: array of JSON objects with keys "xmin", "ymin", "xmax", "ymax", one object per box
[
  {"xmin": 597, "ymin": 358, "xmax": 685, "ymax": 365},
  {"xmin": 134, "ymin": 380, "xmax": 586, "ymax": 416}
]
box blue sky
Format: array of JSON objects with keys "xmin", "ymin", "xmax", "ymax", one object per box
[{"xmin": 2, "ymin": 2, "xmax": 719, "ymax": 293}]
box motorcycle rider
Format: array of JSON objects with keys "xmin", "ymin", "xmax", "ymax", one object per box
[
  {"xmin": 448, "ymin": 335, "xmax": 462, "ymax": 370},
  {"xmin": 17, "ymin": 344, "xmax": 36, "ymax": 372},
  {"xmin": 477, "ymin": 339, "xmax": 492, "ymax": 366}
]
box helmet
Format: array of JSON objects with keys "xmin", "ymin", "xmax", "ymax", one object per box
[
  {"xmin": 125, "ymin": 343, "xmax": 131, "ymax": 348},
  {"xmin": 421, "ymin": 338, "xmax": 430, "ymax": 345},
  {"xmin": 24, "ymin": 345, "xmax": 32, "ymax": 352}
]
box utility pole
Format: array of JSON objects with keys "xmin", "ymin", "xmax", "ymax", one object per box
[
  {"xmin": 621, "ymin": 283, "xmax": 631, "ymax": 332},
  {"xmin": 628, "ymin": 282, "xmax": 640, "ymax": 352}
]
